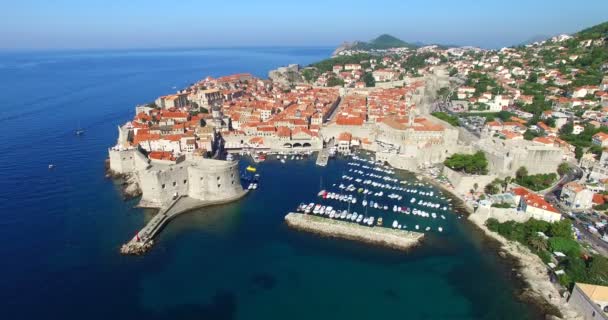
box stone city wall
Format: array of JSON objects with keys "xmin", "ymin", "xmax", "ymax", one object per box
[
  {"xmin": 471, "ymin": 206, "xmax": 531, "ymax": 225},
  {"xmin": 443, "ymin": 166, "xmax": 497, "ymax": 195}
]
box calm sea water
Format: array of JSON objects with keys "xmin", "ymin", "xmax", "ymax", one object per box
[{"xmin": 0, "ymin": 48, "xmax": 541, "ymax": 319}]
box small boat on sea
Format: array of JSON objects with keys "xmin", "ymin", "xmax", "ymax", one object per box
[
  {"xmin": 392, "ymin": 220, "xmax": 398, "ymax": 228},
  {"xmin": 377, "ymin": 217, "xmax": 383, "ymax": 226}
]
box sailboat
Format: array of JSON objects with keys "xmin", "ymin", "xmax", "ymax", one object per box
[{"xmin": 75, "ymin": 121, "xmax": 85, "ymax": 136}]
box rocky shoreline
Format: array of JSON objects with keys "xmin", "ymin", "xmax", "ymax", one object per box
[
  {"xmin": 469, "ymin": 213, "xmax": 582, "ymax": 320},
  {"xmin": 285, "ymin": 212, "xmax": 424, "ymax": 251},
  {"xmin": 104, "ymin": 159, "xmax": 142, "ymax": 200},
  {"xmin": 415, "ymin": 170, "xmax": 581, "ymax": 319}
]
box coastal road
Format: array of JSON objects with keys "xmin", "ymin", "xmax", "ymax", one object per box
[
  {"xmin": 571, "ymin": 217, "xmax": 608, "ymax": 256},
  {"xmin": 542, "ymin": 165, "xmax": 583, "ymax": 197},
  {"xmin": 544, "ymin": 166, "xmax": 608, "ymax": 256}
]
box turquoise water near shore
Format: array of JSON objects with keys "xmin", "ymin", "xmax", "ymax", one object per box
[{"xmin": 0, "ymin": 48, "xmax": 542, "ymax": 319}]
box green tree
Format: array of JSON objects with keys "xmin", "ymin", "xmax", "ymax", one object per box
[
  {"xmin": 485, "ymin": 184, "xmax": 499, "ymax": 195},
  {"xmin": 588, "ymin": 256, "xmax": 608, "ymax": 284},
  {"xmin": 302, "ymin": 69, "xmax": 317, "ymax": 82},
  {"xmin": 362, "ymin": 72, "xmax": 375, "ymax": 87},
  {"xmin": 523, "ymin": 129, "xmax": 539, "ymax": 141},
  {"xmin": 527, "ymin": 235, "xmax": 548, "ymax": 252},
  {"xmin": 575, "ymin": 146, "xmax": 584, "ymax": 160},
  {"xmin": 549, "ymin": 220, "xmax": 574, "ymax": 239},
  {"xmin": 557, "ymin": 163, "xmax": 571, "ymax": 176},
  {"xmin": 327, "ymin": 77, "xmax": 344, "ymax": 87},
  {"xmin": 444, "ymin": 151, "xmax": 488, "ymax": 175},
  {"xmin": 516, "ymin": 167, "xmax": 528, "ymax": 180}
]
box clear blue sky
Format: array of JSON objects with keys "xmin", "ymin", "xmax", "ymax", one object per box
[{"xmin": 2, "ymin": 0, "xmax": 607, "ymax": 50}]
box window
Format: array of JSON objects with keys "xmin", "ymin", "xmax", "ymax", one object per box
[
  {"xmin": 200, "ymin": 177, "xmax": 203, "ymax": 181},
  {"xmin": 183, "ymin": 179, "xmax": 187, "ymax": 184},
  {"xmin": 231, "ymin": 180, "xmax": 234, "ymax": 184},
  {"xmin": 217, "ymin": 184, "xmax": 221, "ymax": 188},
  {"xmin": 173, "ymin": 181, "xmax": 176, "ymax": 186},
  {"xmin": 161, "ymin": 184, "xmax": 165, "ymax": 189},
  {"xmin": 217, "ymin": 176, "xmax": 220, "ymax": 180}
]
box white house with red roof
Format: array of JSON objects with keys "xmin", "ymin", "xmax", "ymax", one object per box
[
  {"xmin": 511, "ymin": 187, "xmax": 562, "ymax": 222},
  {"xmin": 592, "ymin": 132, "xmax": 608, "ymax": 147},
  {"xmin": 560, "ymin": 182, "xmax": 594, "ymax": 211}
]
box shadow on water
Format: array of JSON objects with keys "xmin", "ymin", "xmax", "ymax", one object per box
[{"xmin": 148, "ymin": 290, "xmax": 238, "ymax": 320}]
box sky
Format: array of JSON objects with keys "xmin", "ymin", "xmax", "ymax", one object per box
[{"xmin": 2, "ymin": 0, "xmax": 607, "ymax": 50}]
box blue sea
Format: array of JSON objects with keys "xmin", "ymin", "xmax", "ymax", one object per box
[{"xmin": 0, "ymin": 47, "xmax": 543, "ymax": 319}]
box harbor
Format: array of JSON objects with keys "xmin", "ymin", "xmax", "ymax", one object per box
[{"xmin": 285, "ymin": 212, "xmax": 424, "ymax": 250}]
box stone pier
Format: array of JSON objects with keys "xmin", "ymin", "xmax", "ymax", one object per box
[{"xmin": 284, "ymin": 212, "xmax": 424, "ymax": 251}]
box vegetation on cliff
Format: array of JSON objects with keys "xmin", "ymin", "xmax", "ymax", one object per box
[
  {"xmin": 515, "ymin": 166, "xmax": 557, "ymax": 191},
  {"xmin": 486, "ymin": 218, "xmax": 608, "ymax": 288}
]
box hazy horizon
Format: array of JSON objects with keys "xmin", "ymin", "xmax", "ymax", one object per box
[{"xmin": 3, "ymin": 0, "xmax": 608, "ymax": 50}]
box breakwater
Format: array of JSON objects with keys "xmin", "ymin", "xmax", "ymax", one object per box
[
  {"xmin": 121, "ymin": 191, "xmax": 248, "ymax": 255},
  {"xmin": 284, "ymin": 212, "xmax": 424, "ymax": 251}
]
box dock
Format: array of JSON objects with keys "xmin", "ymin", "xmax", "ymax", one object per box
[
  {"xmin": 284, "ymin": 212, "xmax": 424, "ymax": 251},
  {"xmin": 121, "ymin": 192, "xmax": 248, "ymax": 255},
  {"xmin": 315, "ymin": 139, "xmax": 334, "ymax": 166},
  {"xmin": 316, "ymin": 149, "xmax": 329, "ymax": 166}
]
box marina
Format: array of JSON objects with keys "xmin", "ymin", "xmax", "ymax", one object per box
[{"xmin": 286, "ymin": 153, "xmax": 453, "ymax": 246}]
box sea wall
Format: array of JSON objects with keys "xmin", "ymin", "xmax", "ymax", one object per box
[
  {"xmin": 284, "ymin": 212, "xmax": 424, "ymax": 251},
  {"xmin": 186, "ymin": 159, "xmax": 243, "ymax": 202},
  {"xmin": 319, "ymin": 123, "xmax": 375, "ymax": 142},
  {"xmin": 470, "ymin": 206, "xmax": 531, "ymax": 224},
  {"xmin": 108, "ymin": 147, "xmax": 150, "ymax": 174},
  {"xmin": 376, "ymin": 152, "xmax": 420, "ymax": 172},
  {"xmin": 442, "ymin": 166, "xmax": 497, "ymax": 195},
  {"xmin": 223, "ymin": 134, "xmax": 323, "ymax": 151},
  {"xmin": 138, "ymin": 158, "xmax": 243, "ymax": 208}
]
